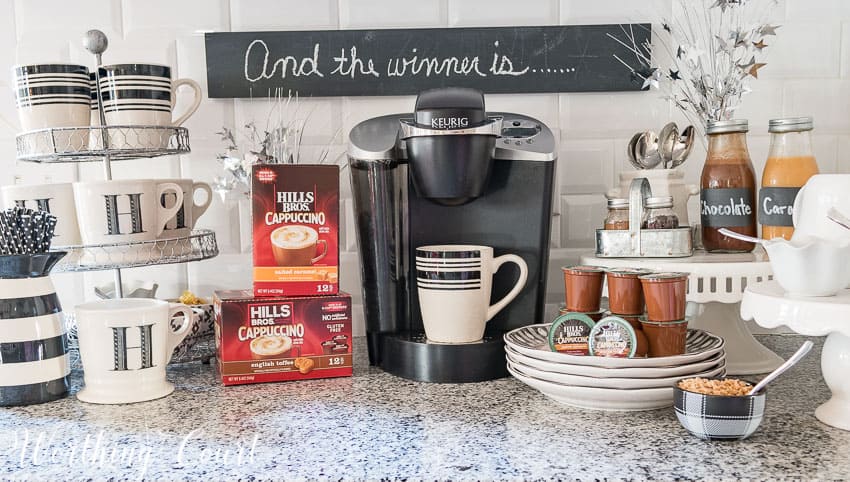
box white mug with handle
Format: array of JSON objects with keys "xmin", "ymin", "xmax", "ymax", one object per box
[
  {"xmin": 416, "ymin": 245, "xmax": 529, "ymax": 343},
  {"xmin": 74, "ymin": 298, "xmax": 193, "ymax": 404}
]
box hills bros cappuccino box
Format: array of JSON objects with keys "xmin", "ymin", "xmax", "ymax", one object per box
[
  {"xmin": 213, "ymin": 290, "xmax": 353, "ymax": 386},
  {"xmin": 252, "ymin": 164, "xmax": 339, "ymax": 297}
]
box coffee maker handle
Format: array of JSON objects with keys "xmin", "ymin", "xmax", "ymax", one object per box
[
  {"xmin": 486, "ymin": 254, "xmax": 529, "ymax": 322},
  {"xmin": 167, "ymin": 303, "xmax": 194, "ymax": 361},
  {"xmin": 156, "ymin": 182, "xmax": 184, "ymax": 237}
]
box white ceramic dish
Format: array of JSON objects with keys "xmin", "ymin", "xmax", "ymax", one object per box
[
  {"xmin": 507, "ymin": 364, "xmax": 674, "ymax": 411},
  {"xmin": 504, "ymin": 324, "xmax": 724, "ymax": 368},
  {"xmin": 763, "ymin": 235, "xmax": 850, "ymax": 297},
  {"xmin": 506, "ymin": 355, "xmax": 726, "ymax": 389},
  {"xmin": 504, "ymin": 344, "xmax": 726, "ymax": 379}
]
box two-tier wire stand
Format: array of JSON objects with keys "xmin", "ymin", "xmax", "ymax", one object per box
[{"xmin": 15, "ymin": 30, "xmax": 218, "ymax": 298}]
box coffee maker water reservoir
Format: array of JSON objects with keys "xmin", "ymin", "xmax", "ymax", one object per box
[{"xmin": 348, "ymin": 88, "xmax": 556, "ymax": 382}]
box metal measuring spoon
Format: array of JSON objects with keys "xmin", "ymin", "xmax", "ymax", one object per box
[
  {"xmin": 670, "ymin": 125, "xmax": 695, "ymax": 169},
  {"xmin": 657, "ymin": 122, "xmax": 679, "ymax": 169},
  {"xmin": 627, "ymin": 132, "xmax": 644, "ymax": 170},
  {"xmin": 636, "ymin": 131, "xmax": 663, "ymax": 169}
]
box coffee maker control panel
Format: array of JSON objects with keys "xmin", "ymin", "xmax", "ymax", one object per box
[{"xmin": 500, "ymin": 119, "xmax": 541, "ymax": 139}]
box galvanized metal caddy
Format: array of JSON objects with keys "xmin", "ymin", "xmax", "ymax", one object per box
[{"xmin": 595, "ymin": 178, "xmax": 694, "ymax": 258}]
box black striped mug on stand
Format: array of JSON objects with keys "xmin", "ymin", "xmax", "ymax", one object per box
[
  {"xmin": 96, "ymin": 63, "xmax": 202, "ymax": 149},
  {"xmin": 0, "ymin": 252, "xmax": 70, "ymax": 406},
  {"xmin": 13, "ymin": 64, "xmax": 91, "ymax": 151},
  {"xmin": 415, "ymin": 245, "xmax": 528, "ymax": 344}
]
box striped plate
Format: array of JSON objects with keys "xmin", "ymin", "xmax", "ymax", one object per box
[{"xmin": 504, "ymin": 323, "xmax": 724, "ymax": 368}]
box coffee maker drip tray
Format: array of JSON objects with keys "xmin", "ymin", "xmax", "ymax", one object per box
[{"xmin": 379, "ymin": 332, "xmax": 507, "ymax": 383}]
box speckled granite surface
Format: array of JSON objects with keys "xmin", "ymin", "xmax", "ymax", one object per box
[{"xmin": 0, "ymin": 335, "xmax": 845, "ymax": 481}]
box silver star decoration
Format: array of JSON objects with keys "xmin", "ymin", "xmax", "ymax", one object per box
[
  {"xmin": 715, "ymin": 35, "xmax": 731, "ymax": 53},
  {"xmin": 642, "ymin": 68, "xmax": 662, "ymax": 89},
  {"xmin": 759, "ymin": 24, "xmax": 780, "ymax": 36}
]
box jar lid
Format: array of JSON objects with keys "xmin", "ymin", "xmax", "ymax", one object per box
[
  {"xmin": 769, "ymin": 116, "xmax": 814, "ymax": 133},
  {"xmin": 638, "ymin": 272, "xmax": 689, "ymax": 282},
  {"xmin": 607, "ymin": 198, "xmax": 629, "ymax": 209},
  {"xmin": 645, "ymin": 196, "xmax": 674, "ymax": 208},
  {"xmin": 706, "ymin": 119, "xmax": 748, "ymax": 134},
  {"xmin": 562, "ymin": 265, "xmax": 606, "ymax": 274}
]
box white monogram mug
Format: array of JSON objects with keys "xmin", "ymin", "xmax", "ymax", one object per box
[
  {"xmin": 74, "ymin": 299, "xmax": 193, "ymax": 404},
  {"xmin": 1, "ymin": 183, "xmax": 82, "ymax": 246},
  {"xmin": 416, "ymin": 245, "xmax": 529, "ymax": 343},
  {"xmin": 72, "ymin": 179, "xmax": 183, "ymax": 245},
  {"xmin": 159, "ymin": 179, "xmax": 213, "ymax": 237}
]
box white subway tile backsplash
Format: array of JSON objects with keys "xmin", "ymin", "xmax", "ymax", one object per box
[
  {"xmin": 765, "ymin": 22, "xmax": 841, "ymax": 79},
  {"xmin": 339, "ymin": 0, "xmax": 448, "ymax": 28},
  {"xmin": 560, "ymin": 91, "xmax": 670, "ymax": 139},
  {"xmin": 559, "ymin": 193, "xmax": 606, "ymax": 248},
  {"xmin": 14, "ymin": 0, "xmax": 122, "ymax": 41},
  {"xmin": 786, "ymin": 0, "xmax": 850, "ymax": 21},
  {"xmin": 0, "ymin": 1, "xmax": 16, "ymax": 82},
  {"xmin": 69, "ymin": 33, "xmax": 177, "ymax": 68},
  {"xmin": 231, "ymin": 0, "xmax": 338, "ymax": 30},
  {"xmin": 560, "ymin": 0, "xmax": 672, "ymax": 24},
  {"xmin": 784, "ymin": 79, "xmax": 850, "ymax": 134},
  {"xmin": 341, "ymin": 96, "xmax": 415, "ymax": 136},
  {"xmin": 448, "ymin": 0, "xmax": 558, "ymax": 26},
  {"xmin": 557, "ymin": 138, "xmax": 615, "ymax": 191},
  {"xmin": 123, "ymin": 0, "xmax": 229, "ymax": 35}
]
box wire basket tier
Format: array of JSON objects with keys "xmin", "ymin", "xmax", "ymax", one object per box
[
  {"xmin": 15, "ymin": 125, "xmax": 190, "ymax": 163},
  {"xmin": 54, "ymin": 229, "xmax": 218, "ymax": 273}
]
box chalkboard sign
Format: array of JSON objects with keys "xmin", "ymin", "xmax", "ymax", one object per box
[{"xmin": 205, "ymin": 25, "xmax": 650, "ymax": 98}]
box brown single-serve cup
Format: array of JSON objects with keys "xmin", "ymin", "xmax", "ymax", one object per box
[
  {"xmin": 640, "ymin": 318, "xmax": 688, "ymax": 357},
  {"xmin": 639, "ymin": 272, "xmax": 689, "ymax": 322},
  {"xmin": 271, "ymin": 225, "xmax": 328, "ymax": 266},
  {"xmin": 606, "ymin": 268, "xmax": 653, "ymax": 315},
  {"xmin": 562, "ymin": 265, "xmax": 606, "ymax": 312}
]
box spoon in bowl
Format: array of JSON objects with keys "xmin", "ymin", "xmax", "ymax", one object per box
[
  {"xmin": 827, "ymin": 207, "xmax": 850, "ymax": 231},
  {"xmin": 748, "ymin": 340, "xmax": 814, "ymax": 395},
  {"xmin": 657, "ymin": 122, "xmax": 678, "ymax": 169},
  {"xmin": 627, "ymin": 132, "xmax": 644, "ymax": 170},
  {"xmin": 718, "ymin": 228, "xmax": 765, "ymax": 245}
]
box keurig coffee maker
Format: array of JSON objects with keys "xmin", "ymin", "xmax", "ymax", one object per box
[{"xmin": 348, "ymin": 87, "xmax": 556, "ymax": 382}]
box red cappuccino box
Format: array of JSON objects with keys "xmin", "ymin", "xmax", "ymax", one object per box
[
  {"xmin": 252, "ymin": 163, "xmax": 339, "ymax": 297},
  {"xmin": 213, "ymin": 290, "xmax": 353, "ymax": 386}
]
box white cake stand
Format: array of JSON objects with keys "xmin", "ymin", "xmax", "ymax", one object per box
[
  {"xmin": 741, "ymin": 281, "xmax": 850, "ymax": 431},
  {"xmin": 581, "ymin": 249, "xmax": 784, "ymax": 375}
]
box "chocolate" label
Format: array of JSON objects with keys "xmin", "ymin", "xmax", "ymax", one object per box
[{"xmin": 700, "ymin": 188, "xmax": 755, "ymax": 228}]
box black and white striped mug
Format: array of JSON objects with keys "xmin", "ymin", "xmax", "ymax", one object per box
[
  {"xmin": 0, "ymin": 252, "xmax": 70, "ymax": 406},
  {"xmin": 97, "ymin": 63, "xmax": 202, "ymax": 127},
  {"xmin": 415, "ymin": 245, "xmax": 528, "ymax": 343},
  {"xmin": 13, "ymin": 64, "xmax": 91, "ymax": 150}
]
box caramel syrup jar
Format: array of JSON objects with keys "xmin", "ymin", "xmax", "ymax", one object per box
[{"xmin": 347, "ymin": 88, "xmax": 556, "ymax": 383}]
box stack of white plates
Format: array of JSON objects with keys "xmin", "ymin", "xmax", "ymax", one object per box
[{"xmin": 504, "ymin": 324, "xmax": 726, "ymax": 411}]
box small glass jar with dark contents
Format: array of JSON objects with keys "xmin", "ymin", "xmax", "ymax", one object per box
[
  {"xmin": 642, "ymin": 196, "xmax": 679, "ymax": 230},
  {"xmin": 604, "ymin": 198, "xmax": 630, "ymax": 230}
]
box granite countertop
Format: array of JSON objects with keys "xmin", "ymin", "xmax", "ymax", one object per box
[{"xmin": 1, "ymin": 335, "xmax": 845, "ymax": 481}]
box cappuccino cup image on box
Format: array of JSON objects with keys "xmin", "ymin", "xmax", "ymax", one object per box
[
  {"xmin": 416, "ymin": 245, "xmax": 529, "ymax": 344},
  {"xmin": 270, "ymin": 225, "xmax": 328, "ymax": 266},
  {"xmin": 74, "ymin": 298, "xmax": 193, "ymax": 404},
  {"xmin": 1, "ymin": 183, "xmax": 82, "ymax": 246}
]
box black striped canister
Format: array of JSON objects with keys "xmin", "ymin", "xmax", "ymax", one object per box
[{"xmin": 0, "ymin": 252, "xmax": 69, "ymax": 406}]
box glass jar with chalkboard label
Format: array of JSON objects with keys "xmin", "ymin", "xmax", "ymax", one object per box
[
  {"xmin": 700, "ymin": 119, "xmax": 757, "ymax": 253},
  {"xmin": 760, "ymin": 117, "xmax": 819, "ymax": 241}
]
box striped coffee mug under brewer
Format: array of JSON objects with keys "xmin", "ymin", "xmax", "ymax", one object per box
[
  {"xmin": 13, "ymin": 64, "xmax": 91, "ymax": 150},
  {"xmin": 0, "ymin": 252, "xmax": 70, "ymax": 406},
  {"xmin": 416, "ymin": 245, "xmax": 529, "ymax": 343}
]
